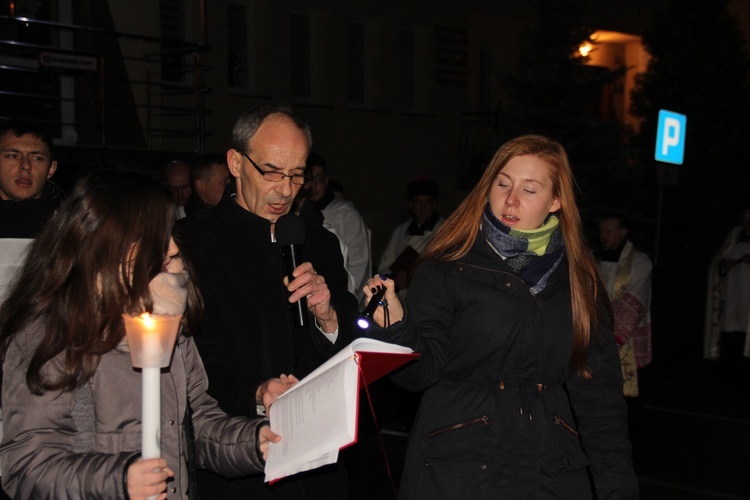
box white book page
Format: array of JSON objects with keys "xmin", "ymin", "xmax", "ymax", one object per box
[
  {"xmin": 264, "ymin": 338, "xmax": 413, "ymax": 482},
  {"xmin": 265, "ymin": 358, "xmax": 359, "ymax": 482}
]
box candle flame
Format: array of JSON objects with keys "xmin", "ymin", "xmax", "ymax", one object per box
[{"xmin": 140, "ymin": 312, "xmax": 155, "ymax": 329}]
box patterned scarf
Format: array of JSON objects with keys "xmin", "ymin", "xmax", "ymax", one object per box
[{"xmin": 480, "ymin": 204, "xmax": 565, "ymax": 295}]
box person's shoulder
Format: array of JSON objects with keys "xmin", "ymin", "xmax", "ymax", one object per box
[
  {"xmin": 305, "ymin": 219, "xmax": 341, "ymax": 246},
  {"xmin": 393, "ymin": 218, "xmax": 412, "ymax": 231},
  {"xmin": 297, "ymin": 200, "xmax": 325, "ymax": 226},
  {"xmin": 307, "ymin": 221, "xmax": 350, "ymax": 263},
  {"xmin": 382, "ymin": 219, "xmax": 409, "ymax": 243},
  {"xmin": 327, "ymin": 199, "xmax": 362, "ymax": 217},
  {"xmin": 175, "ymin": 202, "xmax": 236, "ymax": 261},
  {"xmin": 629, "ymin": 243, "xmax": 653, "ymax": 267},
  {"xmin": 413, "ymin": 255, "xmax": 461, "ymax": 287},
  {"xmin": 176, "ymin": 207, "xmax": 220, "ymax": 242},
  {"xmin": 178, "ymin": 198, "xmax": 235, "ymax": 234}
]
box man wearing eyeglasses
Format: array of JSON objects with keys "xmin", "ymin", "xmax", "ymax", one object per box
[{"xmin": 179, "ymin": 103, "xmax": 358, "ymax": 499}]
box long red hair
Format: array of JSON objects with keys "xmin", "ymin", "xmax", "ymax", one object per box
[{"xmin": 420, "ymin": 135, "xmax": 602, "ymax": 378}]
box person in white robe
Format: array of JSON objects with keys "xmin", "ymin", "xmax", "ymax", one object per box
[
  {"xmin": 704, "ymin": 208, "xmax": 750, "ymax": 359},
  {"xmin": 596, "ymin": 213, "xmax": 652, "ymax": 397}
]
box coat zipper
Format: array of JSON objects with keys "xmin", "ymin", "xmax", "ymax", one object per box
[
  {"xmin": 426, "ymin": 416, "xmax": 490, "ymax": 438},
  {"xmin": 553, "ymin": 414, "xmax": 579, "ymax": 436}
]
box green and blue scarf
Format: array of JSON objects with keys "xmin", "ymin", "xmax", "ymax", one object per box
[{"xmin": 480, "ymin": 203, "xmax": 565, "ymax": 295}]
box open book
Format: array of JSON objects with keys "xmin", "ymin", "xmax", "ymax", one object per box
[{"xmin": 264, "ymin": 337, "xmax": 418, "ymax": 483}]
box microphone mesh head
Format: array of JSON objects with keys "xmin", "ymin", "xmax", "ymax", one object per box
[{"xmin": 275, "ymin": 213, "xmax": 306, "ymax": 246}]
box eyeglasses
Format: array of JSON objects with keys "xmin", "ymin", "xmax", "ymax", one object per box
[{"xmin": 238, "ymin": 150, "xmax": 311, "ymax": 185}]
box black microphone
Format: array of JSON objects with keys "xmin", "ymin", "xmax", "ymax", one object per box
[
  {"xmin": 357, "ymin": 285, "xmax": 386, "ymax": 329},
  {"xmin": 275, "ymin": 214, "xmax": 309, "ymax": 328}
]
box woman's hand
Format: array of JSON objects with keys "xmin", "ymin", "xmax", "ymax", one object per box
[
  {"xmin": 126, "ymin": 458, "xmax": 174, "ymax": 500},
  {"xmin": 258, "ymin": 425, "xmax": 283, "ymax": 461},
  {"xmin": 256, "ymin": 374, "xmax": 300, "ymax": 415},
  {"xmin": 362, "ymin": 275, "xmax": 404, "ymax": 327}
]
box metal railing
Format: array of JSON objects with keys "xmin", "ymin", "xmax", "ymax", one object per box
[{"xmin": 0, "ymin": 12, "xmax": 210, "ymax": 153}]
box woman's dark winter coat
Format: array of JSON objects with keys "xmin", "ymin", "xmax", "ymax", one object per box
[{"xmin": 368, "ymin": 237, "xmax": 638, "ymax": 499}]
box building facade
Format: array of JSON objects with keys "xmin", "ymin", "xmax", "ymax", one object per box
[{"xmin": 0, "ymin": 0, "xmax": 694, "ymax": 255}]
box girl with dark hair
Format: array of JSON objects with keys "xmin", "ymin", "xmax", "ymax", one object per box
[
  {"xmin": 0, "ymin": 169, "xmax": 289, "ymax": 499},
  {"xmin": 363, "ymin": 135, "xmax": 638, "ymax": 499}
]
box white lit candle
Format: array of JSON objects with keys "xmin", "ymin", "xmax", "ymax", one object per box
[{"xmin": 122, "ymin": 313, "xmax": 182, "ymax": 462}]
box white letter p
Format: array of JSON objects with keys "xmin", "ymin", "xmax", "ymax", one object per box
[{"xmin": 662, "ymin": 117, "xmax": 681, "ymax": 156}]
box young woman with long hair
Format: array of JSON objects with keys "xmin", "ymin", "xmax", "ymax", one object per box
[
  {"xmin": 364, "ymin": 135, "xmax": 637, "ymax": 499},
  {"xmin": 0, "ymin": 169, "xmax": 290, "ymax": 499}
]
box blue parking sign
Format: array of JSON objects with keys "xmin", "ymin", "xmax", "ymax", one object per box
[{"xmin": 655, "ymin": 109, "xmax": 687, "ymax": 165}]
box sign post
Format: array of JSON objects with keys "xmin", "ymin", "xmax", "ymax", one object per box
[{"xmin": 654, "ymin": 109, "xmax": 687, "ymax": 265}]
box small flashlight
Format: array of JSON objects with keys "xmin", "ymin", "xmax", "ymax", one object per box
[{"xmin": 357, "ymin": 285, "xmax": 386, "ymax": 329}]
